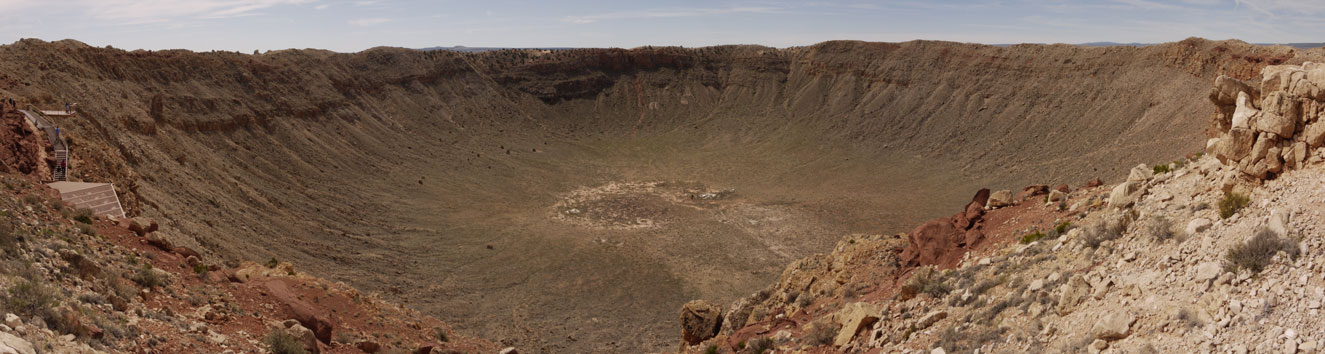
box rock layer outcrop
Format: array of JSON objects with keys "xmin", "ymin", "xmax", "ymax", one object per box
[{"xmin": 1209, "ymin": 63, "xmax": 1325, "ymax": 189}]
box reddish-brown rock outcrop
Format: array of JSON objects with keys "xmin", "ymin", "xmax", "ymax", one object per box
[
  {"xmin": 0, "ymin": 103, "xmax": 44, "ymax": 175},
  {"xmin": 899, "ymin": 189, "xmax": 989, "ymax": 268}
]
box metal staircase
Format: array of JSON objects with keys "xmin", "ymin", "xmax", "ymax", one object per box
[
  {"xmin": 19, "ymin": 108, "xmax": 70, "ymax": 181},
  {"xmin": 53, "ymin": 149, "xmax": 68, "ymax": 181}
]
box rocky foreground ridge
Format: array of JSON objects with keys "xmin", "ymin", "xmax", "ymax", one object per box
[
  {"xmin": 676, "ymin": 63, "xmax": 1325, "ymax": 353},
  {"xmin": 0, "ymin": 102, "xmax": 503, "ymax": 353}
]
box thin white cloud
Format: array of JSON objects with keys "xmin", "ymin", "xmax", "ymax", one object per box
[
  {"xmin": 1111, "ymin": 0, "xmax": 1184, "ymax": 10},
  {"xmin": 79, "ymin": 0, "xmax": 317, "ymax": 24},
  {"xmin": 315, "ymin": 3, "xmax": 330, "ymax": 10},
  {"xmin": 353, "ymin": 0, "xmax": 381, "ymax": 6},
  {"xmin": 562, "ymin": 7, "xmax": 779, "ymax": 24},
  {"xmin": 1235, "ymin": 0, "xmax": 1325, "ymax": 15},
  {"xmin": 349, "ymin": 17, "xmax": 391, "ymax": 26}
]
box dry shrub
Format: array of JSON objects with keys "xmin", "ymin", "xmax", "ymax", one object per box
[
  {"xmin": 264, "ymin": 330, "xmax": 308, "ymax": 354},
  {"xmin": 1218, "ymin": 192, "xmax": 1250, "ymax": 219},
  {"xmin": 1225, "ymin": 229, "xmax": 1299, "ymax": 273},
  {"xmin": 932, "ymin": 325, "xmax": 1006, "ymax": 353},
  {"xmin": 905, "ymin": 266, "xmax": 951, "ymax": 298},
  {"xmin": 804, "ymin": 320, "xmax": 839, "ymax": 346},
  {"xmin": 1146, "ymin": 216, "xmax": 1176, "ymax": 242},
  {"xmin": 1082, "ymin": 219, "xmax": 1124, "ymax": 248}
]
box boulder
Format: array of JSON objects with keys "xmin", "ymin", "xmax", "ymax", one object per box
[
  {"xmin": 1047, "ymin": 190, "xmax": 1067, "ymax": 203},
  {"xmin": 1209, "ymin": 75, "xmax": 1257, "ymax": 106},
  {"xmin": 173, "ymin": 246, "xmax": 201, "ymax": 260},
  {"xmin": 281, "ymin": 322, "xmax": 320, "ymax": 354},
  {"xmin": 986, "ymin": 190, "xmax": 1013, "ymax": 209},
  {"xmin": 1194, "ymin": 262, "xmax": 1221, "ymax": 283},
  {"xmin": 1218, "ymin": 128, "xmax": 1256, "ymax": 162},
  {"xmin": 1107, "ymin": 181, "xmax": 1143, "ymax": 209},
  {"xmin": 1185, "ymin": 218, "xmax": 1211, "ymax": 235},
  {"xmin": 1017, "ymin": 185, "xmax": 1049, "ymax": 202},
  {"xmin": 144, "ymin": 233, "xmax": 173, "ymax": 251},
  {"xmin": 0, "ymin": 331, "xmax": 35, "ymax": 354},
  {"xmin": 1306, "ymin": 121, "xmax": 1325, "ymax": 148},
  {"xmin": 1254, "ymin": 111, "xmax": 1295, "ymax": 138},
  {"xmin": 1231, "ymin": 91, "xmax": 1258, "ymax": 129},
  {"xmin": 1053, "ymin": 184, "xmax": 1071, "ymax": 193},
  {"xmin": 1027, "ymin": 279, "xmax": 1045, "ymax": 292},
  {"xmin": 1127, "ymin": 164, "xmax": 1153, "ymax": 182},
  {"xmin": 679, "ymin": 300, "xmax": 721, "ymax": 346},
  {"xmin": 833, "ymin": 302, "xmax": 881, "ymax": 347},
  {"xmin": 1250, "ymin": 132, "xmax": 1273, "ymax": 162},
  {"xmin": 264, "ymin": 280, "xmax": 334, "ymax": 344},
  {"xmin": 498, "ymin": 348, "xmax": 519, "ymax": 354},
  {"xmin": 914, "ymin": 310, "xmax": 947, "ymax": 331},
  {"xmin": 1267, "ymin": 209, "xmax": 1290, "ymax": 237},
  {"xmin": 1057, "ymin": 275, "xmax": 1090, "ymax": 315},
  {"xmin": 127, "ymin": 217, "xmax": 158, "ymax": 236},
  {"xmin": 357, "ymin": 341, "xmax": 382, "ymax": 353},
  {"xmin": 1260, "ymin": 91, "xmax": 1301, "ymax": 125},
  {"xmin": 1293, "ymin": 141, "xmax": 1308, "ymax": 166},
  {"xmin": 900, "ymin": 219, "xmax": 960, "ymax": 267},
  {"xmin": 1085, "ymin": 178, "xmax": 1104, "ymax": 188},
  {"xmin": 1091, "ymin": 311, "xmax": 1135, "ymax": 340}
]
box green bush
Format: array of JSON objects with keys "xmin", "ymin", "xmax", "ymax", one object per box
[
  {"xmin": 3, "ymin": 280, "xmax": 57, "ymax": 319},
  {"xmin": 746, "ymin": 337, "xmax": 773, "ymax": 354},
  {"xmin": 1225, "ymin": 229, "xmax": 1300, "ymax": 273},
  {"xmin": 1218, "ymin": 192, "xmax": 1250, "ymax": 219},
  {"xmin": 1020, "ymin": 230, "xmax": 1047, "ymax": 244},
  {"xmin": 264, "ymin": 330, "xmax": 308, "ymax": 354},
  {"xmin": 435, "ymin": 328, "xmax": 449, "ymax": 342},
  {"xmin": 132, "ymin": 265, "xmax": 164, "ymax": 288},
  {"xmin": 265, "ymin": 257, "xmax": 280, "ymax": 269},
  {"xmin": 1152, "ymin": 164, "xmax": 1172, "ymax": 174},
  {"xmin": 71, "ymin": 208, "xmax": 95, "ymax": 225},
  {"xmin": 1054, "ymin": 221, "xmax": 1072, "ymax": 235}
]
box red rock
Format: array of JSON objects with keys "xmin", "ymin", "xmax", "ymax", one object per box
[
  {"xmin": 1085, "ymin": 178, "xmax": 1104, "ymax": 188},
  {"xmin": 357, "ymin": 341, "xmax": 382, "ymax": 353},
  {"xmin": 263, "ymin": 279, "xmax": 334, "ymax": 344},
  {"xmin": 0, "ymin": 105, "xmax": 45, "ymax": 176},
  {"xmin": 206, "ymin": 270, "xmax": 229, "ymax": 283},
  {"xmin": 963, "ymin": 229, "xmax": 984, "ymax": 247},
  {"xmin": 144, "ymin": 233, "xmax": 172, "ymax": 250},
  {"xmin": 128, "ymin": 217, "xmax": 158, "ymax": 236},
  {"xmin": 955, "ymin": 189, "xmax": 988, "ymax": 230},
  {"xmin": 899, "ymin": 189, "xmax": 991, "ymax": 268},
  {"xmin": 1054, "ymin": 184, "xmax": 1071, "ymax": 193},
  {"xmin": 1017, "ymin": 184, "xmax": 1050, "ymax": 201},
  {"xmin": 173, "ymin": 246, "xmax": 201, "ymax": 260}
]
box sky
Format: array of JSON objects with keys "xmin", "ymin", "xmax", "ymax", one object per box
[{"xmin": 0, "ymin": 0, "xmax": 1320, "ymax": 53}]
